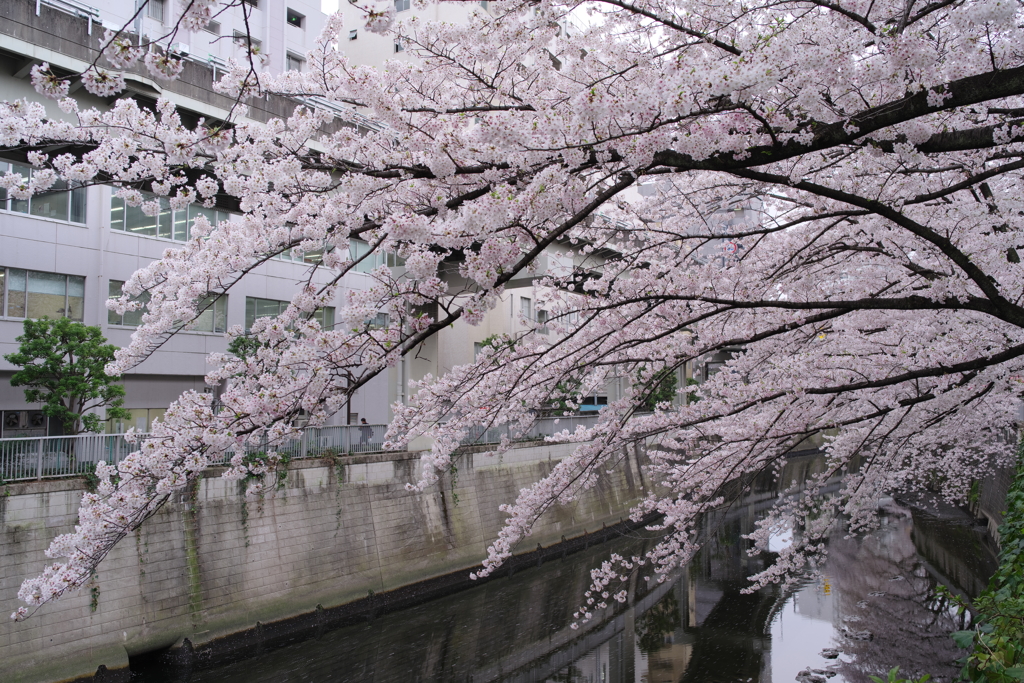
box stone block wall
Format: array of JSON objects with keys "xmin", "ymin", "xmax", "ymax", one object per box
[{"xmin": 1, "ymin": 442, "xmax": 647, "ymax": 683}]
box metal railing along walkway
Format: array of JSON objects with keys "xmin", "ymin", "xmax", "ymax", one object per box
[{"xmin": 0, "ymin": 415, "xmax": 604, "ymax": 483}]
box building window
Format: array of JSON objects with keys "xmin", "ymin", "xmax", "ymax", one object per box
[
  {"xmin": 233, "ymin": 31, "xmax": 262, "ymax": 50},
  {"xmin": 349, "ymin": 239, "xmax": 405, "ymax": 273},
  {"xmin": 108, "ymin": 280, "xmax": 226, "ymax": 332},
  {"xmin": 394, "ymin": 42, "xmax": 404, "ymax": 53},
  {"xmin": 243, "ymin": 0, "xmax": 259, "ymax": 7},
  {"xmin": 286, "ymin": 8, "xmax": 305, "ymax": 27},
  {"xmin": 147, "ymin": 0, "xmax": 165, "ymax": 22},
  {"xmin": 474, "ymin": 342, "xmax": 483, "ymax": 360},
  {"xmin": 0, "ymin": 268, "xmax": 84, "ymax": 321},
  {"xmin": 536, "ymin": 308, "xmax": 549, "ymax": 333},
  {"xmin": 204, "ymin": 20, "xmax": 221, "ymax": 35},
  {"xmin": 394, "ymin": 0, "xmax": 411, "ymax": 10},
  {"xmin": 276, "ymin": 246, "xmax": 326, "ymax": 263},
  {"xmin": 286, "ymin": 53, "xmax": 305, "ymax": 72},
  {"xmin": 107, "ymin": 407, "xmax": 167, "ymax": 434},
  {"xmin": 111, "ymin": 191, "xmax": 234, "ymax": 242},
  {"xmin": 520, "ymin": 296, "xmax": 532, "ymax": 321},
  {"xmin": 107, "ymin": 280, "xmax": 150, "ymax": 327},
  {"xmin": 0, "ymin": 163, "xmax": 87, "ymax": 224},
  {"xmin": 245, "ymin": 297, "xmax": 334, "ymax": 331},
  {"xmin": 349, "ymin": 29, "xmax": 358, "ymax": 40}
]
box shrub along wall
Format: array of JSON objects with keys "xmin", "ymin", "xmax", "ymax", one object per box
[{"xmin": 954, "ymin": 439, "xmax": 1024, "ymax": 682}]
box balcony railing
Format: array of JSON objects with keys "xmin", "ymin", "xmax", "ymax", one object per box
[{"xmin": 0, "ymin": 416, "xmax": 604, "ymax": 483}]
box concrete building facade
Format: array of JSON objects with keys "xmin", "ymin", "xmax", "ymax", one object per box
[{"xmin": 0, "ymin": 0, "xmax": 393, "ymax": 438}]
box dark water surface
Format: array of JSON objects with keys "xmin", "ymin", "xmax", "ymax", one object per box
[{"xmin": 131, "ymin": 457, "xmax": 997, "ymax": 683}]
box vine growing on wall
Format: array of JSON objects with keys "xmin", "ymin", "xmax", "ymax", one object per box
[{"xmin": 951, "ymin": 440, "xmax": 1024, "ymax": 682}]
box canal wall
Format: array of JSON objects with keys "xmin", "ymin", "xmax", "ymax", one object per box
[{"xmin": 1, "ymin": 441, "xmax": 649, "ymax": 683}]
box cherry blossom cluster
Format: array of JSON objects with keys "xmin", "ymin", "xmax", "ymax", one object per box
[{"xmin": 5, "ymin": 0, "xmax": 1024, "ymax": 622}]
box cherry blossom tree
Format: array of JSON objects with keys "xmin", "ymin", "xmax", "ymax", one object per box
[{"xmin": 5, "ymin": 0, "xmax": 1024, "ymax": 622}]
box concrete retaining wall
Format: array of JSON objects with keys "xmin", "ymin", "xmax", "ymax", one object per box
[{"xmin": 1, "ymin": 441, "xmax": 648, "ymax": 683}]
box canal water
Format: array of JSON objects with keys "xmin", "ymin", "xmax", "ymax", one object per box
[{"xmin": 130, "ymin": 455, "xmax": 997, "ymax": 683}]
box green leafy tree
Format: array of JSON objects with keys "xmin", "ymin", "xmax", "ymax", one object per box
[
  {"xmin": 4, "ymin": 318, "xmax": 131, "ymax": 434},
  {"xmin": 638, "ymin": 367, "xmax": 678, "ymax": 412}
]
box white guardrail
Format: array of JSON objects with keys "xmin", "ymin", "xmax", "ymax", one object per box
[{"xmin": 0, "ymin": 415, "xmax": 602, "ymax": 483}]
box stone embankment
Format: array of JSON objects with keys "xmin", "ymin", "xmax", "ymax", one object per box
[{"xmin": 1, "ymin": 441, "xmax": 648, "ymax": 683}]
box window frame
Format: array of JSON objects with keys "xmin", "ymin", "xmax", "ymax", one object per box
[
  {"xmin": 108, "ymin": 279, "xmax": 227, "ymax": 333},
  {"xmin": 233, "ymin": 30, "xmax": 263, "ymax": 50},
  {"xmin": 286, "ymin": 8, "xmax": 305, "ymax": 27},
  {"xmin": 110, "ymin": 190, "xmax": 235, "ymax": 243},
  {"xmin": 0, "ymin": 267, "xmax": 85, "ymax": 322},
  {"xmin": 147, "ymin": 0, "xmax": 165, "ymax": 22},
  {"xmin": 286, "ymin": 52, "xmax": 305, "ymax": 72},
  {"xmin": 520, "ymin": 296, "xmax": 533, "ymax": 322},
  {"xmin": 349, "ymin": 239, "xmax": 405, "ymax": 272},
  {"xmin": 0, "ymin": 162, "xmax": 88, "ymax": 225},
  {"xmin": 245, "ymin": 296, "xmax": 335, "ymax": 332},
  {"xmin": 536, "ymin": 308, "xmax": 549, "ymax": 333}
]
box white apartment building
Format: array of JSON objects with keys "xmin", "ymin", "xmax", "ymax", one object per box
[
  {"xmin": 0, "ymin": 0, "xmax": 600, "ymax": 439},
  {"xmin": 0, "ymin": 0, "xmax": 392, "ymax": 438}
]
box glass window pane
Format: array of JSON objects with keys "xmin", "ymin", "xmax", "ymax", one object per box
[
  {"xmin": 350, "ymin": 239, "xmax": 370, "ymax": 260},
  {"xmin": 0, "ymin": 269, "xmax": 4, "ymax": 317},
  {"xmin": 128, "ymin": 408, "xmax": 150, "ymax": 433},
  {"xmin": 107, "ymin": 280, "xmax": 147, "ymax": 326},
  {"xmin": 128, "ymin": 288, "xmax": 149, "ymax": 327},
  {"xmin": 321, "ymin": 307, "xmax": 335, "ymax": 329},
  {"xmin": 215, "ymin": 296, "xmax": 227, "ymax": 333},
  {"xmin": 189, "ymin": 205, "xmax": 216, "ymax": 232},
  {"xmin": 0, "ymin": 162, "xmax": 8, "ymax": 207},
  {"xmin": 193, "ymin": 308, "xmax": 213, "ymax": 332},
  {"xmin": 125, "ymin": 199, "xmax": 156, "ymax": 236},
  {"xmin": 255, "ymin": 298, "xmax": 282, "ymax": 319},
  {"xmin": 110, "ymin": 195, "xmax": 124, "ymax": 231},
  {"xmin": 26, "ymin": 271, "xmax": 68, "ymax": 319},
  {"xmin": 123, "ymin": 291, "xmax": 148, "ymax": 327},
  {"xmin": 108, "ymin": 280, "xmax": 124, "ymax": 325},
  {"xmin": 173, "ymin": 206, "xmax": 189, "ymax": 241},
  {"xmin": 194, "ymin": 295, "xmax": 228, "ymax": 333},
  {"xmin": 69, "ymin": 184, "xmax": 87, "ymax": 223},
  {"xmin": 157, "ymin": 198, "xmax": 172, "ymax": 238},
  {"xmin": 148, "ymin": 408, "xmax": 167, "ymax": 428},
  {"xmin": 31, "ymin": 179, "xmax": 70, "ymax": 221},
  {"xmin": 9, "ymin": 164, "xmax": 30, "ymax": 214},
  {"xmin": 193, "ymin": 295, "xmax": 215, "ymax": 332},
  {"xmin": 66, "ymin": 275, "xmax": 84, "ymax": 321},
  {"xmin": 247, "ymin": 297, "xmax": 286, "ymax": 330},
  {"xmin": 7, "ymin": 268, "xmax": 26, "ymax": 317}
]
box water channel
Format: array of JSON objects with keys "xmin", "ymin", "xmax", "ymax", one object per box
[{"xmin": 130, "ymin": 454, "xmax": 998, "ymax": 683}]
